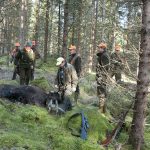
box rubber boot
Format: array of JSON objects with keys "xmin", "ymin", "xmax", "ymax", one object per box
[
  {"xmin": 99, "ymin": 97, "xmax": 106, "ymax": 113},
  {"xmin": 74, "ymin": 92, "xmax": 79, "ymax": 105}
]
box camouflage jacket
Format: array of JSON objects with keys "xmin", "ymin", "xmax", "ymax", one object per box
[
  {"xmin": 110, "ymin": 52, "xmax": 124, "ymax": 70},
  {"xmin": 31, "ymin": 46, "xmax": 41, "ymax": 59},
  {"xmin": 14, "ymin": 48, "xmax": 35, "ymax": 68},
  {"xmin": 55, "ymin": 62, "xmax": 78, "ymax": 91}
]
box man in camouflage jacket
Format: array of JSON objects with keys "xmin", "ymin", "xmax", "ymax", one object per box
[
  {"xmin": 55, "ymin": 57, "xmax": 78, "ymax": 101},
  {"xmin": 10, "ymin": 42, "xmax": 20, "ymax": 80},
  {"xmin": 96, "ymin": 43, "xmax": 110, "ymax": 113},
  {"xmin": 15, "ymin": 42, "xmax": 35, "ymax": 85},
  {"xmin": 110, "ymin": 45, "xmax": 124, "ymax": 82}
]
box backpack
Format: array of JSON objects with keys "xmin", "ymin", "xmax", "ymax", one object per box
[
  {"xmin": 67, "ymin": 111, "xmax": 89, "ymax": 140},
  {"xmin": 26, "ymin": 49, "xmax": 35, "ymax": 61}
]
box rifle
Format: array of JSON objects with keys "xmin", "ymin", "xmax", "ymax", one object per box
[
  {"xmin": 67, "ymin": 111, "xmax": 89, "ymax": 140},
  {"xmin": 99, "ymin": 101, "xmax": 134, "ymax": 147},
  {"xmin": 81, "ymin": 111, "xmax": 89, "ymax": 140}
]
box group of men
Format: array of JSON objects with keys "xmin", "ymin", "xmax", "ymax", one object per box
[
  {"xmin": 96, "ymin": 43, "xmax": 124, "ymax": 113},
  {"xmin": 55, "ymin": 43, "xmax": 124, "ymax": 113},
  {"xmin": 10, "ymin": 41, "xmax": 40, "ymax": 85},
  {"xmin": 55, "ymin": 45, "xmax": 81, "ymax": 104},
  {"xmin": 10, "ymin": 41, "xmax": 124, "ymax": 113}
]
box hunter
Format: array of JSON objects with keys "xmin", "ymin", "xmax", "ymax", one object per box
[
  {"xmin": 110, "ymin": 45, "xmax": 125, "ymax": 83},
  {"xmin": 15, "ymin": 41, "xmax": 35, "ymax": 85},
  {"xmin": 10, "ymin": 42, "xmax": 20, "ymax": 80},
  {"xmin": 55, "ymin": 57, "xmax": 78, "ymax": 102},
  {"xmin": 96, "ymin": 42, "xmax": 110, "ymax": 113},
  {"xmin": 31, "ymin": 40, "xmax": 41, "ymax": 80},
  {"xmin": 68, "ymin": 44, "xmax": 81, "ymax": 104}
]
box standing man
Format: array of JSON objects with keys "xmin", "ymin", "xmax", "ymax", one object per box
[
  {"xmin": 31, "ymin": 40, "xmax": 40, "ymax": 80},
  {"xmin": 110, "ymin": 45, "xmax": 124, "ymax": 83},
  {"xmin": 15, "ymin": 42, "xmax": 35, "ymax": 85},
  {"xmin": 68, "ymin": 44, "xmax": 81, "ymax": 104},
  {"xmin": 10, "ymin": 42, "xmax": 20, "ymax": 80},
  {"xmin": 96, "ymin": 42, "xmax": 110, "ymax": 113},
  {"xmin": 55, "ymin": 57, "xmax": 78, "ymax": 101}
]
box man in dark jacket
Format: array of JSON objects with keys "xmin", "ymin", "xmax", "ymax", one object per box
[
  {"xmin": 96, "ymin": 43, "xmax": 110, "ymax": 113},
  {"xmin": 10, "ymin": 42, "xmax": 20, "ymax": 80},
  {"xmin": 30, "ymin": 41, "xmax": 40, "ymax": 80},
  {"xmin": 15, "ymin": 41, "xmax": 35, "ymax": 85},
  {"xmin": 68, "ymin": 45, "xmax": 81, "ymax": 104}
]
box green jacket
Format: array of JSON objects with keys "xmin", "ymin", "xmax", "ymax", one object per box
[
  {"xmin": 110, "ymin": 52, "xmax": 124, "ymax": 71},
  {"xmin": 15, "ymin": 48, "xmax": 35, "ymax": 68}
]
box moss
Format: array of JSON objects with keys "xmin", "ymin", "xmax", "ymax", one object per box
[
  {"xmin": 0, "ymin": 99, "xmax": 112, "ymax": 149},
  {"xmin": 0, "ymin": 79, "xmax": 18, "ymax": 85}
]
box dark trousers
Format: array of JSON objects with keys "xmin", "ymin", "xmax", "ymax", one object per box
[
  {"xmin": 19, "ymin": 67, "xmax": 31, "ymax": 85},
  {"xmin": 74, "ymin": 84, "xmax": 80, "ymax": 103},
  {"xmin": 12, "ymin": 66, "xmax": 19, "ymax": 80},
  {"xmin": 30, "ymin": 68, "xmax": 34, "ymax": 80}
]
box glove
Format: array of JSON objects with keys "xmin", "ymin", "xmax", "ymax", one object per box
[
  {"xmin": 31, "ymin": 65, "xmax": 34, "ymax": 69},
  {"xmin": 72, "ymin": 87, "xmax": 76, "ymax": 92}
]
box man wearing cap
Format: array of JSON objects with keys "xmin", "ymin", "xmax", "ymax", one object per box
[
  {"xmin": 10, "ymin": 43, "xmax": 20, "ymax": 80},
  {"xmin": 110, "ymin": 45, "xmax": 124, "ymax": 82},
  {"xmin": 30, "ymin": 40, "xmax": 40, "ymax": 80},
  {"xmin": 55, "ymin": 57, "xmax": 78, "ymax": 101},
  {"xmin": 96, "ymin": 42, "xmax": 110, "ymax": 113},
  {"xmin": 15, "ymin": 41, "xmax": 35, "ymax": 85},
  {"xmin": 68, "ymin": 44, "xmax": 81, "ymax": 104}
]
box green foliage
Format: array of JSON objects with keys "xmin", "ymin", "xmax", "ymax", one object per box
[
  {"xmin": 107, "ymin": 85, "xmax": 133, "ymax": 117},
  {"xmin": 0, "ymin": 55, "xmax": 8, "ymax": 65},
  {"xmin": 80, "ymin": 73, "xmax": 96, "ymax": 97},
  {"xmin": 0, "ymin": 133, "xmax": 24, "ymax": 148}
]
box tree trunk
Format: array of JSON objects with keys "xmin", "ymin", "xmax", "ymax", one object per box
[
  {"xmin": 58, "ymin": 0, "xmax": 62, "ymax": 55},
  {"xmin": 19, "ymin": 0, "xmax": 27, "ymax": 48},
  {"xmin": 76, "ymin": 0, "xmax": 82, "ymax": 54},
  {"xmin": 43, "ymin": 0, "xmax": 50, "ymax": 62},
  {"xmin": 33, "ymin": 0, "xmax": 40, "ymax": 44},
  {"xmin": 92, "ymin": 0, "xmax": 98, "ymax": 70},
  {"xmin": 62, "ymin": 0, "xmax": 69, "ymax": 58},
  {"xmin": 128, "ymin": 1, "xmax": 150, "ymax": 149},
  {"xmin": 101, "ymin": 0, "xmax": 106, "ymax": 41}
]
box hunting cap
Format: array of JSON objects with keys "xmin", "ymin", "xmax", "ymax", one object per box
[
  {"xmin": 15, "ymin": 42, "xmax": 20, "ymax": 47},
  {"xmin": 115, "ymin": 45, "xmax": 121, "ymax": 51},
  {"xmin": 68, "ymin": 44, "xmax": 76, "ymax": 50},
  {"xmin": 97, "ymin": 43, "xmax": 107, "ymax": 49},
  {"xmin": 25, "ymin": 41, "xmax": 32, "ymax": 47},
  {"xmin": 56, "ymin": 57, "xmax": 64, "ymax": 66}
]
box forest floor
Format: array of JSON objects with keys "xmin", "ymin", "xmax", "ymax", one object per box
[{"xmin": 0, "ymin": 56, "xmax": 150, "ymax": 150}]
